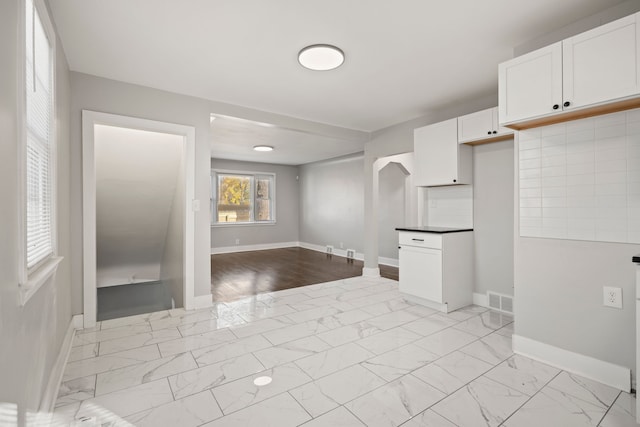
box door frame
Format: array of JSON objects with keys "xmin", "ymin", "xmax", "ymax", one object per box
[{"xmin": 81, "ymin": 110, "xmax": 196, "ymax": 328}]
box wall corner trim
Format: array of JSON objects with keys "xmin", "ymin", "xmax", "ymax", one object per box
[
  {"xmin": 39, "ymin": 315, "xmax": 79, "ymax": 413},
  {"xmin": 193, "ymin": 295, "xmax": 214, "ymax": 310},
  {"xmin": 362, "ymin": 267, "xmax": 381, "ymax": 278},
  {"xmin": 513, "ymin": 334, "xmax": 631, "ymax": 392}
]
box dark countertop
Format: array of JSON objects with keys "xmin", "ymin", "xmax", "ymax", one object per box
[
  {"xmin": 395, "ymin": 226, "xmax": 473, "ymax": 234},
  {"xmin": 634, "ymin": 255, "xmax": 640, "ymax": 263}
]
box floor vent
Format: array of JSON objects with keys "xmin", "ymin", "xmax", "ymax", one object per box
[
  {"xmin": 326, "ymin": 245, "xmax": 334, "ymax": 255},
  {"xmin": 346, "ymin": 249, "xmax": 355, "ymax": 259},
  {"xmin": 487, "ymin": 291, "xmax": 514, "ymax": 314}
]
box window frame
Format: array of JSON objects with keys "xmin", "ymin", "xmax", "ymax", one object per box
[
  {"xmin": 17, "ymin": 0, "xmax": 62, "ymax": 306},
  {"xmin": 211, "ymin": 169, "xmax": 276, "ymax": 226}
]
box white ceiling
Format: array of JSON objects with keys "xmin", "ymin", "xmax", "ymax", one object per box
[
  {"xmin": 51, "ymin": 0, "xmax": 627, "ymax": 163},
  {"xmin": 209, "ymin": 114, "xmax": 365, "ymax": 165}
]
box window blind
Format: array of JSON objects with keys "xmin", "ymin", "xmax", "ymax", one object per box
[{"xmin": 25, "ymin": 0, "xmax": 54, "ymax": 269}]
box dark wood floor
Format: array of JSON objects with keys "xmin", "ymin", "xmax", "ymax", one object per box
[{"xmin": 211, "ymin": 247, "xmax": 398, "ymax": 303}]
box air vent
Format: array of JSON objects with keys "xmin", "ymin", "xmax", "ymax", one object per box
[
  {"xmin": 346, "ymin": 249, "xmax": 355, "ymax": 259},
  {"xmin": 326, "ymin": 245, "xmax": 334, "ymax": 255},
  {"xmin": 487, "ymin": 291, "xmax": 513, "ymax": 314}
]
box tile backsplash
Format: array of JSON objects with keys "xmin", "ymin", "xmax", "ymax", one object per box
[
  {"xmin": 424, "ymin": 185, "xmax": 473, "ymax": 229},
  {"xmin": 519, "ymin": 108, "xmax": 640, "ymax": 244}
]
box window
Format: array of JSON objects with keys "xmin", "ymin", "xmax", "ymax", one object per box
[
  {"xmin": 19, "ymin": 0, "xmax": 60, "ymax": 304},
  {"xmin": 211, "ymin": 171, "xmax": 275, "ymax": 224}
]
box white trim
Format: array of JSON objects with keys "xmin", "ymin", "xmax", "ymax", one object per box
[
  {"xmin": 473, "ymin": 292, "xmax": 489, "ymax": 308},
  {"xmin": 513, "ymin": 334, "xmax": 631, "ymax": 392},
  {"xmin": 72, "ymin": 314, "xmax": 84, "ymax": 330},
  {"xmin": 193, "ymin": 295, "xmax": 214, "ymax": 309},
  {"xmin": 378, "ymin": 256, "xmax": 399, "ymax": 267},
  {"xmin": 299, "ymin": 241, "xmax": 365, "ymax": 261},
  {"xmin": 211, "ymin": 241, "xmax": 299, "ymax": 255},
  {"xmin": 362, "ymin": 267, "xmax": 380, "ymax": 278},
  {"xmin": 39, "ymin": 315, "xmax": 76, "ymax": 412},
  {"xmin": 19, "ymin": 256, "xmax": 62, "ymax": 306},
  {"xmin": 82, "ymin": 111, "xmax": 197, "ymax": 326},
  {"xmin": 401, "ymin": 293, "xmax": 449, "ymax": 313}
]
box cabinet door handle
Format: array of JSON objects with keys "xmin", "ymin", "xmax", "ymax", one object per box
[
  {"xmin": 563, "ymin": 101, "xmax": 571, "ymax": 107},
  {"xmin": 552, "ymin": 104, "xmax": 559, "ymax": 110},
  {"xmin": 487, "ymin": 131, "xmax": 492, "ymax": 135},
  {"xmin": 411, "ymin": 238, "xmax": 424, "ymax": 242},
  {"xmin": 492, "ymin": 130, "xmax": 497, "ymax": 134},
  {"xmin": 453, "ymin": 179, "xmax": 457, "ymax": 183}
]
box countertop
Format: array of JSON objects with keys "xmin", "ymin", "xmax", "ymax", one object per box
[
  {"xmin": 633, "ymin": 254, "xmax": 640, "ymax": 263},
  {"xmin": 395, "ymin": 226, "xmax": 473, "ymax": 234}
]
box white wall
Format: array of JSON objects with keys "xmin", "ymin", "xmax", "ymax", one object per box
[
  {"xmin": 0, "ymin": 0, "xmax": 73, "ymax": 417},
  {"xmin": 473, "ymin": 140, "xmax": 514, "ymax": 296},
  {"xmin": 299, "ymin": 153, "xmax": 365, "ymax": 253},
  {"xmin": 378, "ymin": 163, "xmax": 406, "ymax": 260},
  {"xmin": 210, "ymin": 158, "xmax": 299, "ymax": 249},
  {"xmin": 95, "ymin": 125, "xmax": 182, "ymax": 287}
]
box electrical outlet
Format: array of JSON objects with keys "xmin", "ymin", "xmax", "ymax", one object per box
[
  {"xmin": 235, "ymin": 238, "xmax": 240, "ymax": 245},
  {"xmin": 340, "ymin": 242, "xmax": 344, "ymax": 249},
  {"xmin": 603, "ymin": 286, "xmax": 622, "ymax": 309}
]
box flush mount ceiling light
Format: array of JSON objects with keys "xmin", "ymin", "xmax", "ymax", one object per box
[
  {"xmin": 253, "ymin": 145, "xmax": 274, "ymax": 152},
  {"xmin": 298, "ymin": 44, "xmax": 344, "ymax": 71}
]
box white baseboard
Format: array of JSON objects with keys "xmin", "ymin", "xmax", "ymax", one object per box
[
  {"xmin": 298, "ymin": 242, "xmax": 365, "ymax": 261},
  {"xmin": 211, "ymin": 241, "xmax": 299, "ymax": 255},
  {"xmin": 378, "ymin": 256, "xmax": 399, "ymax": 267},
  {"xmin": 512, "ymin": 334, "xmax": 631, "ymax": 392},
  {"xmin": 362, "ymin": 267, "xmax": 380, "ymax": 278},
  {"xmin": 39, "ymin": 316, "xmax": 78, "ymax": 412},
  {"xmin": 473, "ymin": 292, "xmax": 489, "ymax": 308},
  {"xmin": 193, "ymin": 294, "xmax": 214, "ymax": 309}
]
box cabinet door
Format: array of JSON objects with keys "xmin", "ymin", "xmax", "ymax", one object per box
[
  {"xmin": 458, "ymin": 108, "xmax": 494, "ymax": 143},
  {"xmin": 491, "ymin": 107, "xmax": 514, "ymax": 137},
  {"xmin": 399, "ymin": 246, "xmax": 443, "ymax": 303},
  {"xmin": 498, "ymin": 42, "xmax": 563, "ymax": 125},
  {"xmin": 563, "ymin": 14, "xmax": 640, "ymax": 110},
  {"xmin": 414, "ymin": 118, "xmax": 459, "ymax": 186}
]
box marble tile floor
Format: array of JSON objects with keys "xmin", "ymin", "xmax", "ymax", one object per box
[{"xmin": 50, "ymin": 276, "xmax": 638, "ymax": 427}]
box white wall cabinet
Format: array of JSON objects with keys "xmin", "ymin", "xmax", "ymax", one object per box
[
  {"xmin": 414, "ymin": 118, "xmax": 472, "ymax": 186},
  {"xmin": 457, "ymin": 107, "xmax": 513, "ymax": 144},
  {"xmin": 499, "ymin": 12, "xmax": 640, "ymax": 128},
  {"xmin": 398, "ymin": 230, "xmax": 473, "ymax": 313}
]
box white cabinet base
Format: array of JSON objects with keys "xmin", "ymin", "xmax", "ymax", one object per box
[{"xmin": 401, "ymin": 293, "xmax": 452, "ymax": 313}]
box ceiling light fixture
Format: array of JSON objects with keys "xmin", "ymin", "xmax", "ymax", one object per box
[
  {"xmin": 298, "ymin": 44, "xmax": 344, "ymax": 71},
  {"xmin": 253, "ymin": 145, "xmax": 274, "ymax": 152}
]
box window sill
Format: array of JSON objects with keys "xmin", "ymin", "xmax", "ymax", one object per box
[
  {"xmin": 211, "ymin": 222, "xmax": 276, "ymax": 228},
  {"xmin": 19, "ymin": 256, "xmax": 63, "ymax": 306}
]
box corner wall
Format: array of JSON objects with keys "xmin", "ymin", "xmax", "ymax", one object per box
[{"xmin": 299, "ymin": 153, "xmax": 364, "ymax": 253}]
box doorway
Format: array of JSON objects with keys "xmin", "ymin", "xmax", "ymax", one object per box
[{"xmin": 82, "ymin": 111, "xmax": 195, "ymax": 328}]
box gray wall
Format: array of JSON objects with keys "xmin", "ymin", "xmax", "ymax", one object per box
[
  {"xmin": 473, "ymin": 140, "xmax": 515, "ymax": 296},
  {"xmin": 378, "ymin": 163, "xmax": 406, "ymax": 260},
  {"xmin": 211, "ymin": 158, "xmax": 300, "ymax": 248},
  {"xmin": 70, "ymin": 72, "xmax": 214, "ymax": 301},
  {"xmin": 0, "ymin": 0, "xmax": 73, "ymax": 417},
  {"xmin": 299, "ymin": 153, "xmax": 365, "ymax": 253}
]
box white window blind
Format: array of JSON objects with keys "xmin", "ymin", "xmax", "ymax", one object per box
[{"xmin": 25, "ymin": 0, "xmax": 54, "ymax": 269}]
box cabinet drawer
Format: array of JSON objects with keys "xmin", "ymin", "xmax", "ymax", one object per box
[{"xmin": 398, "ymin": 232, "xmax": 442, "ymax": 249}]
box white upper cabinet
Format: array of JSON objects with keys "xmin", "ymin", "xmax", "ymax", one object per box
[
  {"xmin": 499, "ymin": 12, "xmax": 640, "ymax": 128},
  {"xmin": 563, "ymin": 14, "xmax": 640, "ymax": 110},
  {"xmin": 498, "ymin": 42, "xmax": 563, "ymax": 125},
  {"xmin": 414, "ymin": 118, "xmax": 472, "ymax": 187},
  {"xmin": 457, "ymin": 107, "xmax": 513, "ymax": 144}
]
